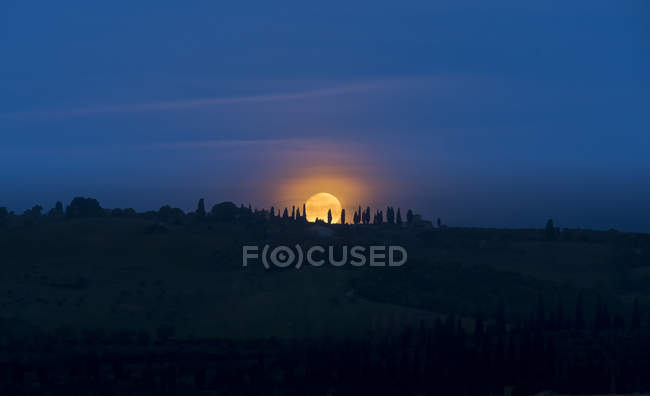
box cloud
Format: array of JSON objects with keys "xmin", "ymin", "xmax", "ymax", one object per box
[{"xmin": 0, "ymin": 80, "xmax": 400, "ymax": 120}]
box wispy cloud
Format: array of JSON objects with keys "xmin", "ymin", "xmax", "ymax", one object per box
[{"xmin": 0, "ymin": 80, "xmax": 400, "ymax": 120}]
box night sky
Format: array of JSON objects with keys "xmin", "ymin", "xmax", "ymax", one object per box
[{"xmin": 1, "ymin": 1, "xmax": 649, "ymax": 231}]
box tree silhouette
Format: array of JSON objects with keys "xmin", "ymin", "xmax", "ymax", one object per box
[
  {"xmin": 366, "ymin": 207, "xmax": 371, "ymax": 224},
  {"xmin": 496, "ymin": 299, "xmax": 506, "ymax": 334},
  {"xmin": 303, "ymin": 203, "xmax": 306, "ymax": 221},
  {"xmin": 0, "ymin": 207, "xmax": 8, "ymax": 227},
  {"xmin": 594, "ymin": 295, "xmax": 611, "ymax": 332},
  {"xmin": 374, "ymin": 210, "xmax": 383, "ymax": 224},
  {"xmin": 437, "ymin": 217, "xmax": 441, "ymax": 228},
  {"xmin": 55, "ymin": 201, "xmax": 63, "ymax": 214},
  {"xmin": 387, "ymin": 207, "xmax": 395, "ymax": 224},
  {"xmin": 66, "ymin": 197, "xmax": 103, "ymax": 218},
  {"xmin": 196, "ymin": 198, "xmax": 206, "ymax": 218},
  {"xmin": 575, "ymin": 293, "xmax": 585, "ymax": 330},
  {"xmin": 327, "ymin": 209, "xmax": 332, "ymax": 224},
  {"xmin": 340, "ymin": 208, "xmax": 346, "ymax": 224},
  {"xmin": 296, "ymin": 207, "xmax": 301, "ymax": 220},
  {"xmin": 282, "ymin": 208, "xmax": 289, "ymax": 219},
  {"xmin": 631, "ymin": 298, "xmax": 641, "ymax": 330},
  {"xmin": 31, "ymin": 205, "xmax": 43, "ymax": 218},
  {"xmin": 48, "ymin": 201, "xmax": 64, "ymax": 218},
  {"xmin": 554, "ymin": 298, "xmax": 565, "ymax": 330},
  {"xmin": 407, "ymin": 209, "xmax": 414, "ymax": 224},
  {"xmin": 536, "ymin": 295, "xmax": 546, "ymax": 329},
  {"xmin": 291, "ymin": 206, "xmax": 295, "ymax": 220},
  {"xmin": 545, "ymin": 219, "xmax": 556, "ymax": 241},
  {"xmin": 613, "ymin": 312, "xmax": 625, "ymax": 330},
  {"xmin": 159, "ymin": 205, "xmax": 172, "ymax": 222},
  {"xmin": 210, "ymin": 202, "xmax": 239, "ymax": 222},
  {"xmin": 158, "ymin": 206, "xmax": 185, "ymax": 224},
  {"xmin": 270, "ymin": 206, "xmax": 275, "ymax": 218}
]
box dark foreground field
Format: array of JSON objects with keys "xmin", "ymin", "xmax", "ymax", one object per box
[{"xmin": 1, "ymin": 212, "xmax": 650, "ymax": 395}]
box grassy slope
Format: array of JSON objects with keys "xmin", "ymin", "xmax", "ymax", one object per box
[{"xmin": 0, "ymin": 218, "xmax": 648, "ymax": 340}]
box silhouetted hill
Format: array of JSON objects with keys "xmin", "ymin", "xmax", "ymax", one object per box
[{"xmin": 1, "ymin": 204, "xmax": 650, "ymax": 394}]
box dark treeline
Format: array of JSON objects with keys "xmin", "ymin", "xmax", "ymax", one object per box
[
  {"xmin": 3, "ymin": 198, "xmax": 648, "ymax": 246},
  {"xmin": 0, "ymin": 297, "xmax": 648, "ymax": 395},
  {"xmin": 0, "ymin": 197, "xmax": 424, "ymax": 227}
]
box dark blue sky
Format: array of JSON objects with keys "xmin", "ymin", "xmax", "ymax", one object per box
[{"xmin": 1, "ymin": 1, "xmax": 649, "ymax": 230}]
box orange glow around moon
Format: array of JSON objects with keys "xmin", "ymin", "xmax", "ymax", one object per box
[{"xmin": 305, "ymin": 192, "xmax": 342, "ymax": 223}]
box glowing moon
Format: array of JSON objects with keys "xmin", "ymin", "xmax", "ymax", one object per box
[{"xmin": 305, "ymin": 192, "xmax": 342, "ymax": 223}]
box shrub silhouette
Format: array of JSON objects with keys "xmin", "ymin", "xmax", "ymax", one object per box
[
  {"xmin": 48, "ymin": 201, "xmax": 64, "ymax": 218},
  {"xmin": 158, "ymin": 205, "xmax": 185, "ymax": 224},
  {"xmin": 66, "ymin": 197, "xmax": 103, "ymax": 218},
  {"xmin": 210, "ymin": 202, "xmax": 239, "ymax": 222},
  {"xmin": 24, "ymin": 205, "xmax": 43, "ymax": 219}
]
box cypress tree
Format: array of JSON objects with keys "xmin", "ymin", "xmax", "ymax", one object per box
[
  {"xmin": 594, "ymin": 295, "xmax": 610, "ymax": 332},
  {"xmin": 575, "ymin": 293, "xmax": 585, "ymax": 330},
  {"xmin": 196, "ymin": 198, "xmax": 206, "ymax": 218},
  {"xmin": 52, "ymin": 201, "xmax": 64, "ymax": 217},
  {"xmin": 555, "ymin": 298, "xmax": 565, "ymax": 330},
  {"xmin": 496, "ymin": 298, "xmax": 506, "ymax": 334},
  {"xmin": 631, "ymin": 298, "xmax": 641, "ymax": 330},
  {"xmin": 387, "ymin": 207, "xmax": 395, "ymax": 224},
  {"xmin": 545, "ymin": 219, "xmax": 556, "ymax": 241},
  {"xmin": 536, "ymin": 295, "xmax": 546, "ymax": 330}
]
